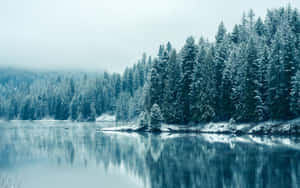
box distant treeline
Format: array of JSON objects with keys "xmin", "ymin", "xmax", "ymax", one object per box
[
  {"xmin": 1, "ymin": 6, "xmax": 300, "ymax": 124},
  {"xmin": 0, "ymin": 62, "xmax": 151, "ymax": 121}
]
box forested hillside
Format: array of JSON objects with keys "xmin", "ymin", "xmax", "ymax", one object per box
[
  {"xmin": 142, "ymin": 6, "xmax": 300, "ymax": 124},
  {"xmin": 1, "ymin": 6, "xmax": 300, "ymax": 124},
  {"xmin": 0, "ymin": 58, "xmax": 152, "ymax": 121}
]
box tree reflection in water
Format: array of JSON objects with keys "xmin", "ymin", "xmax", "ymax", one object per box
[{"xmin": 0, "ymin": 126, "xmax": 300, "ymax": 188}]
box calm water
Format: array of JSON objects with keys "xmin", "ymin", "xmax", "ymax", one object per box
[{"xmin": 0, "ymin": 122, "xmax": 300, "ymax": 188}]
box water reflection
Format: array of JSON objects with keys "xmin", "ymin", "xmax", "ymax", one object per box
[{"xmin": 0, "ymin": 125, "xmax": 300, "ymax": 188}]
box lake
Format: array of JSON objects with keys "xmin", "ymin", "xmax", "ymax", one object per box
[{"xmin": 0, "ymin": 121, "xmax": 300, "ymax": 188}]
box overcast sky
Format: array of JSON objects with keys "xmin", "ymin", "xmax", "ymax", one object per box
[{"xmin": 0, "ymin": 0, "xmax": 299, "ymax": 73}]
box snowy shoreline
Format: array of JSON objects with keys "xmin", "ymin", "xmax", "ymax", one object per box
[
  {"xmin": 1, "ymin": 118, "xmax": 300, "ymax": 136},
  {"xmin": 101, "ymin": 118, "xmax": 300, "ymax": 135}
]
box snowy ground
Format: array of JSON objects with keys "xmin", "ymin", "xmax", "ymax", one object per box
[
  {"xmin": 101, "ymin": 118, "xmax": 300, "ymax": 135},
  {"xmin": 96, "ymin": 114, "xmax": 116, "ymax": 122},
  {"xmin": 1, "ymin": 117, "xmax": 299, "ymax": 136}
]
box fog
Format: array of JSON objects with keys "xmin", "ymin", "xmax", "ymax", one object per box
[{"xmin": 0, "ymin": 0, "xmax": 298, "ymax": 73}]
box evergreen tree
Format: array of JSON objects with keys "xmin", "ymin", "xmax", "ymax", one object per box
[
  {"xmin": 244, "ymin": 38, "xmax": 264, "ymax": 122},
  {"xmin": 114, "ymin": 74, "xmax": 121, "ymax": 98},
  {"xmin": 116, "ymin": 92, "xmax": 131, "ymax": 121},
  {"xmin": 158, "ymin": 45, "xmax": 165, "ymax": 58},
  {"xmin": 231, "ymin": 24, "xmax": 240, "ymax": 44},
  {"xmin": 255, "ymin": 17, "xmax": 266, "ymax": 36},
  {"xmin": 163, "ymin": 49, "xmax": 182, "ymax": 123},
  {"xmin": 69, "ymin": 97, "xmax": 78, "ymax": 120},
  {"xmin": 220, "ymin": 52, "xmax": 234, "ymax": 120},
  {"xmin": 180, "ymin": 36, "xmax": 198, "ymax": 123},
  {"xmin": 290, "ymin": 71, "xmax": 300, "ymax": 116},
  {"xmin": 190, "ymin": 43, "xmax": 216, "ymax": 122},
  {"xmin": 267, "ymin": 19, "xmax": 297, "ymax": 120},
  {"xmin": 214, "ymin": 23, "xmax": 230, "ymax": 119},
  {"xmin": 215, "ymin": 22, "xmax": 227, "ymax": 44},
  {"xmin": 150, "ymin": 104, "xmax": 163, "ymax": 130},
  {"xmin": 148, "ymin": 45, "xmax": 169, "ymax": 111},
  {"xmin": 230, "ymin": 42, "xmax": 248, "ymax": 121},
  {"xmin": 149, "ymin": 59, "xmax": 162, "ymax": 109},
  {"xmin": 166, "ymin": 42, "xmax": 172, "ymax": 53}
]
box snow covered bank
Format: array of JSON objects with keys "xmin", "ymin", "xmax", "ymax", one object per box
[
  {"xmin": 101, "ymin": 118, "xmax": 300, "ymax": 135},
  {"xmin": 100, "ymin": 124, "xmax": 147, "ymax": 132},
  {"xmin": 96, "ymin": 114, "xmax": 116, "ymax": 122}
]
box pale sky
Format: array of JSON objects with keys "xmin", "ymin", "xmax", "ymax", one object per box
[{"xmin": 0, "ymin": 0, "xmax": 299, "ymax": 73}]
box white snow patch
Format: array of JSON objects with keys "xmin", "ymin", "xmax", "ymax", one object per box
[
  {"xmin": 100, "ymin": 123, "xmax": 139, "ymax": 131},
  {"xmin": 96, "ymin": 114, "xmax": 116, "ymax": 122}
]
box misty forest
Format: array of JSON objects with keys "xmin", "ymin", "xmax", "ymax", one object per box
[
  {"xmin": 1, "ymin": 7, "xmax": 300, "ymax": 125},
  {"xmin": 2, "ymin": 3, "xmax": 300, "ymax": 188}
]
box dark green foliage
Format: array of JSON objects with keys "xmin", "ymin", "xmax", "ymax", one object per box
[
  {"xmin": 255, "ymin": 17, "xmax": 266, "ymax": 36},
  {"xmin": 180, "ymin": 36, "xmax": 198, "ymax": 123},
  {"xmin": 231, "ymin": 25, "xmax": 240, "ymax": 44},
  {"xmin": 214, "ymin": 23, "xmax": 230, "ymax": 120},
  {"xmin": 163, "ymin": 49, "xmax": 182, "ymax": 123},
  {"xmin": 244, "ymin": 38, "xmax": 263, "ymax": 121},
  {"xmin": 290, "ymin": 71, "xmax": 300, "ymax": 116}
]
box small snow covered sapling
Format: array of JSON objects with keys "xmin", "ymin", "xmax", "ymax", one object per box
[{"xmin": 150, "ymin": 104, "xmax": 164, "ymax": 130}]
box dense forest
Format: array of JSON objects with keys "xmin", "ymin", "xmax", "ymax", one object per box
[
  {"xmin": 0, "ymin": 59, "xmax": 151, "ymax": 121},
  {"xmin": 1, "ymin": 6, "xmax": 300, "ymax": 124}
]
